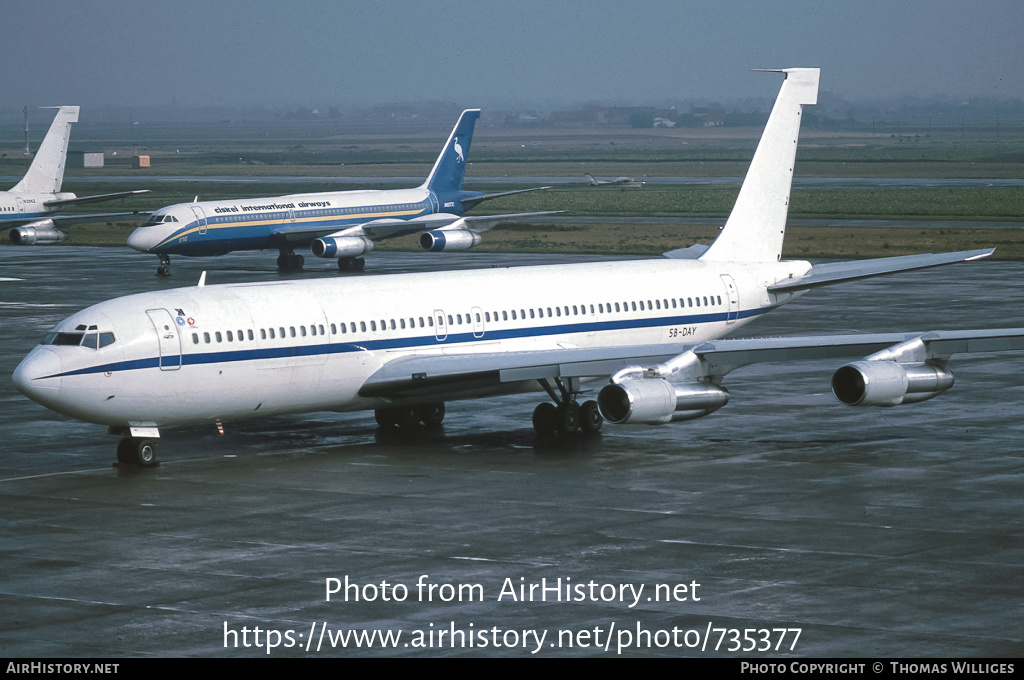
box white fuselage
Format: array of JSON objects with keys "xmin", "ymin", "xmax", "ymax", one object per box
[
  {"xmin": 14, "ymin": 257, "xmax": 810, "ymax": 429},
  {"xmin": 0, "ymin": 191, "xmax": 75, "ymax": 223}
]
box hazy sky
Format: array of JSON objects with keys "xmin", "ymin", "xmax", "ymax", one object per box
[{"xmin": 2, "ymin": 0, "xmax": 1022, "ymax": 110}]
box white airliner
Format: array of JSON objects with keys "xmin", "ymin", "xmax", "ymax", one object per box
[
  {"xmin": 4, "ymin": 106, "xmax": 149, "ymax": 245},
  {"xmin": 125, "ymin": 109, "xmax": 553, "ymax": 276},
  {"xmin": 14, "ymin": 69, "xmax": 1024, "ymax": 467}
]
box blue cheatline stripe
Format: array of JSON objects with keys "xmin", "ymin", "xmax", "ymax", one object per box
[
  {"xmin": 1, "ymin": 212, "xmax": 49, "ymax": 223},
  {"xmin": 44, "ymin": 306, "xmax": 775, "ymax": 379},
  {"xmin": 152, "ymin": 199, "xmax": 435, "ymax": 251}
]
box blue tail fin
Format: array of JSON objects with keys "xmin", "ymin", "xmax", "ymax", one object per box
[{"xmin": 422, "ymin": 109, "xmax": 480, "ymax": 193}]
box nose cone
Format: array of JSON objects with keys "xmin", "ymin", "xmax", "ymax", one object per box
[
  {"xmin": 13, "ymin": 347, "xmax": 63, "ymax": 406},
  {"xmin": 127, "ymin": 226, "xmax": 158, "ymax": 252}
]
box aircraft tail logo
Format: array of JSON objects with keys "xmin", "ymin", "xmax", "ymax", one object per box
[{"xmin": 422, "ymin": 109, "xmax": 480, "ymax": 194}]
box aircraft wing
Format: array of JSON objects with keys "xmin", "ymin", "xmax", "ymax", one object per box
[
  {"xmin": 44, "ymin": 190, "xmax": 151, "ymax": 209},
  {"xmin": 358, "ymin": 329, "xmax": 1024, "ymax": 402}
]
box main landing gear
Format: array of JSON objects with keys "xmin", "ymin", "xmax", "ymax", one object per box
[
  {"xmin": 156, "ymin": 254, "xmax": 172, "ymax": 277},
  {"xmin": 277, "ymin": 248, "xmax": 305, "ymax": 271},
  {"xmin": 532, "ymin": 377, "xmax": 603, "ymax": 438},
  {"xmin": 338, "ymin": 257, "xmax": 366, "ymax": 273},
  {"xmin": 116, "ymin": 437, "xmax": 159, "ymax": 467},
  {"xmin": 374, "ymin": 403, "xmax": 446, "ymax": 430}
]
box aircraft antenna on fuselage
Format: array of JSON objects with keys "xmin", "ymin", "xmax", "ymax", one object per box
[
  {"xmin": 11, "ymin": 106, "xmax": 79, "ymax": 195},
  {"xmin": 701, "ymin": 68, "xmax": 819, "ymax": 264}
]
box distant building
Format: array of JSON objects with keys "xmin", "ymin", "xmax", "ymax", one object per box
[
  {"xmin": 68, "ymin": 151, "xmax": 104, "ymax": 168},
  {"xmin": 132, "ymin": 155, "xmax": 151, "ymax": 169}
]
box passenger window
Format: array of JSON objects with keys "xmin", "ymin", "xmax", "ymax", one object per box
[
  {"xmin": 290, "ymin": 327, "xmax": 296, "ymax": 338},
  {"xmin": 390, "ymin": 319, "xmax": 396, "ymax": 330},
  {"xmin": 261, "ymin": 329, "xmax": 267, "ymax": 340},
  {"xmin": 476, "ymin": 313, "xmax": 481, "ymax": 322},
  {"xmin": 360, "ymin": 322, "xmax": 366, "ymax": 332},
  {"xmin": 503, "ymin": 311, "xmax": 508, "ymax": 321},
  {"xmin": 330, "ymin": 324, "xmax": 336, "ymax": 334},
  {"xmin": 370, "ymin": 321, "xmax": 376, "ymax": 331},
  {"xmin": 447, "ymin": 315, "xmax": 453, "ymax": 325},
  {"xmin": 639, "ymin": 301, "xmax": 645, "ymax": 311},
  {"xmin": 428, "ymin": 317, "xmax": 433, "ymax": 327},
  {"xmin": 216, "ymin": 331, "xmax": 223, "ymax": 342},
  {"xmin": 227, "ymin": 331, "xmax": 233, "ymax": 342},
  {"xmin": 300, "ymin": 326, "xmax": 307, "ymax": 337},
  {"xmin": 248, "ymin": 329, "xmax": 254, "ymax": 340},
  {"xmin": 310, "ymin": 325, "xmax": 317, "ymax": 336},
  {"xmin": 204, "ymin": 332, "xmax": 211, "ymax": 343},
  {"xmin": 401, "ymin": 319, "xmax": 406, "ymax": 329},
  {"xmin": 279, "ymin": 327, "xmax": 285, "ymax": 338}
]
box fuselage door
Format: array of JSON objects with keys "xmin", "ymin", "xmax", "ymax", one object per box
[
  {"xmin": 471, "ymin": 306, "xmax": 485, "ymax": 338},
  {"xmin": 191, "ymin": 205, "xmax": 208, "ymax": 235},
  {"xmin": 146, "ymin": 308, "xmax": 182, "ymax": 370},
  {"xmin": 434, "ymin": 309, "xmax": 448, "ymax": 342},
  {"xmin": 721, "ymin": 274, "xmax": 740, "ymax": 323}
]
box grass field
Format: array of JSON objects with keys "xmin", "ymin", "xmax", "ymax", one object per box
[{"xmin": 2, "ymin": 122, "xmax": 1021, "ymax": 259}]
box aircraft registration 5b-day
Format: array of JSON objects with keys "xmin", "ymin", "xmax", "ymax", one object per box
[{"xmin": 14, "ymin": 69, "xmax": 1024, "ymax": 466}]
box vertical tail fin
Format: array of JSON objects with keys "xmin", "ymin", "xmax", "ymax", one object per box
[
  {"xmin": 422, "ymin": 109, "xmax": 480, "ymax": 193},
  {"xmin": 701, "ymin": 69, "xmax": 819, "ymax": 263},
  {"xmin": 12, "ymin": 106, "xmax": 80, "ymax": 194}
]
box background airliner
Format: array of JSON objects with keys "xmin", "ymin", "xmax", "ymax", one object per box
[
  {"xmin": 14, "ymin": 69, "xmax": 1024, "ymax": 467},
  {"xmin": 126, "ymin": 109, "xmax": 553, "ymax": 275},
  {"xmin": 585, "ymin": 173, "xmax": 644, "ymax": 188},
  {"xmin": 4, "ymin": 106, "xmax": 149, "ymax": 245}
]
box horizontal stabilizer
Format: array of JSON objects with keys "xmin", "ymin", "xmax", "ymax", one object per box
[
  {"xmin": 460, "ymin": 186, "xmax": 551, "ymax": 210},
  {"xmin": 663, "ymin": 244, "xmax": 710, "ymax": 260},
  {"xmin": 768, "ymin": 248, "xmax": 994, "ymax": 292},
  {"xmin": 44, "ymin": 190, "xmax": 151, "ymax": 209}
]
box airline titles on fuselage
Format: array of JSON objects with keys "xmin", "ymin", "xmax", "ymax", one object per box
[{"xmin": 212, "ymin": 200, "xmax": 333, "ymax": 215}]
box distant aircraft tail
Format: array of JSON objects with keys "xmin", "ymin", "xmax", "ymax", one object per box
[
  {"xmin": 422, "ymin": 109, "xmax": 480, "ymax": 194},
  {"xmin": 12, "ymin": 106, "xmax": 80, "ymax": 194},
  {"xmin": 700, "ymin": 69, "xmax": 819, "ymax": 263},
  {"xmin": 585, "ymin": 173, "xmax": 598, "ymax": 186}
]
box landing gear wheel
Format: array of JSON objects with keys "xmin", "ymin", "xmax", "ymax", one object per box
[
  {"xmin": 277, "ymin": 252, "xmax": 305, "ymax": 271},
  {"xmin": 580, "ymin": 400, "xmax": 603, "ymax": 434},
  {"xmin": 556, "ymin": 402, "xmax": 581, "ymax": 436},
  {"xmin": 532, "ymin": 402, "xmax": 558, "ymax": 437},
  {"xmin": 155, "ymin": 255, "xmax": 172, "ymax": 277},
  {"xmin": 116, "ymin": 437, "xmax": 158, "ymax": 467},
  {"xmin": 374, "ymin": 408, "xmax": 397, "ymax": 428},
  {"xmin": 135, "ymin": 439, "xmax": 158, "ymax": 466},
  {"xmin": 418, "ymin": 403, "xmax": 445, "ymax": 428},
  {"xmin": 116, "ymin": 437, "xmax": 134, "ymax": 464}
]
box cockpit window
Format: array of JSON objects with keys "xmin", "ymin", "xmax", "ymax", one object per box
[
  {"xmin": 43, "ymin": 330, "xmax": 116, "ymax": 349},
  {"xmin": 140, "ymin": 214, "xmax": 178, "ymax": 227}
]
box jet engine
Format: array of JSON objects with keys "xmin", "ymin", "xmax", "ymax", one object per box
[
  {"xmin": 9, "ymin": 220, "xmax": 68, "ymax": 245},
  {"xmin": 598, "ymin": 379, "xmax": 729, "ymax": 424},
  {"xmin": 311, "ymin": 235, "xmax": 374, "ymax": 259},
  {"xmin": 419, "ymin": 229, "xmax": 482, "ymax": 252},
  {"xmin": 831, "ymin": 360, "xmax": 954, "ymax": 406}
]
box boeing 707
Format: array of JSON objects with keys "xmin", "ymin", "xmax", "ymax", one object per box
[{"xmin": 14, "ymin": 69, "xmax": 1024, "ymax": 466}]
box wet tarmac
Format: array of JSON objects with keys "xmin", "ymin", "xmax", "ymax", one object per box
[{"xmin": 1, "ymin": 246, "xmax": 1022, "ymax": 657}]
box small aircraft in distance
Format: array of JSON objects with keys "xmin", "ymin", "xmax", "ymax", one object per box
[
  {"xmin": 4, "ymin": 106, "xmax": 149, "ymax": 246},
  {"xmin": 585, "ymin": 173, "xmax": 644, "ymax": 188},
  {"xmin": 14, "ymin": 68, "xmax": 1024, "ymax": 467},
  {"xmin": 127, "ymin": 109, "xmax": 554, "ymax": 276}
]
